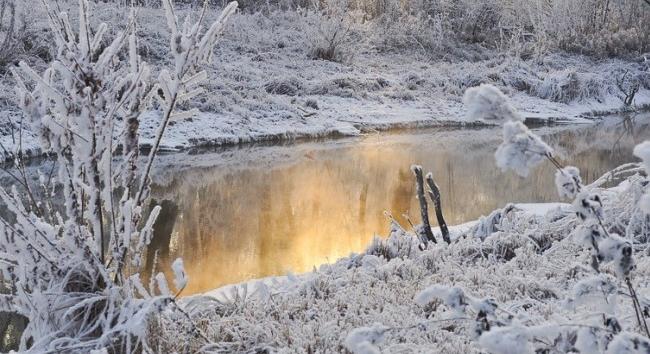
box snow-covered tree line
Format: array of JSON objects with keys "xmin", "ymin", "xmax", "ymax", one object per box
[
  {"xmin": 97, "ymin": 0, "xmax": 650, "ymax": 58},
  {"xmin": 339, "ymin": 0, "xmax": 650, "ymax": 57},
  {"xmin": 0, "ymin": 0, "xmax": 237, "ymax": 352},
  {"xmin": 3, "ymin": 0, "xmax": 648, "ymax": 74}
]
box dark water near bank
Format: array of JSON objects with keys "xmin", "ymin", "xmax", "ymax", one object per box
[{"xmin": 142, "ymin": 116, "xmax": 649, "ymax": 294}]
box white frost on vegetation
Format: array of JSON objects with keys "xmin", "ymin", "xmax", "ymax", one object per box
[
  {"xmin": 638, "ymin": 193, "xmax": 650, "ymax": 215},
  {"xmin": 573, "ymin": 190, "xmax": 604, "ymax": 221},
  {"xmin": 478, "ymin": 325, "xmax": 532, "ymax": 354},
  {"xmin": 415, "ymin": 285, "xmax": 467, "ymax": 315},
  {"xmin": 495, "ymin": 121, "xmax": 553, "ymax": 177},
  {"xmin": 606, "ymin": 332, "xmax": 650, "ymax": 354},
  {"xmin": 172, "ymin": 258, "xmax": 188, "ymax": 292},
  {"xmin": 343, "ymin": 324, "xmax": 388, "ymax": 354},
  {"xmin": 633, "ymin": 140, "xmax": 650, "ymax": 174},
  {"xmin": 463, "ymin": 84, "xmax": 523, "ymax": 122},
  {"xmin": 597, "ymin": 234, "xmax": 634, "ymax": 278},
  {"xmin": 555, "ymin": 166, "xmax": 582, "ymax": 199}
]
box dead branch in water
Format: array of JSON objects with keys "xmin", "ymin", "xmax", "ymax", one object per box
[
  {"xmin": 411, "ymin": 165, "xmax": 436, "ymax": 244},
  {"xmin": 426, "ymin": 173, "xmax": 451, "ymax": 244}
]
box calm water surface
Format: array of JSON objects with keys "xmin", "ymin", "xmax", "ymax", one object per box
[{"xmin": 144, "ymin": 118, "xmax": 650, "ymax": 294}]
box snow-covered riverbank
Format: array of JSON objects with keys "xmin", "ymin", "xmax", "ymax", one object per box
[
  {"xmin": 3, "ymin": 53, "xmax": 648, "ymax": 161},
  {"xmin": 160, "ymin": 168, "xmax": 650, "ymax": 353},
  {"xmin": 2, "ymin": 2, "xmax": 649, "ymax": 161}
]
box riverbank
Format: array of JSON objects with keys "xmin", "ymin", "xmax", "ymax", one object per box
[
  {"xmin": 2, "ymin": 2, "xmax": 649, "ymax": 161},
  {"xmin": 144, "ymin": 114, "xmax": 650, "ymax": 352}
]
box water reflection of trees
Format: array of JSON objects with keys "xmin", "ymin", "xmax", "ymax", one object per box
[{"xmin": 145, "ymin": 121, "xmax": 650, "ymax": 294}]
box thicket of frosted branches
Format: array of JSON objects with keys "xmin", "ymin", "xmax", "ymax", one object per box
[
  {"xmin": 101, "ymin": 0, "xmax": 650, "ymax": 60},
  {"xmin": 0, "ymin": 0, "xmax": 237, "ymax": 352},
  {"xmin": 4, "ymin": 0, "xmax": 649, "ymax": 76}
]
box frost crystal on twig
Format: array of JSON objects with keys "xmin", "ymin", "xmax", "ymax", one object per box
[
  {"xmin": 463, "ymin": 84, "xmax": 523, "ymax": 122},
  {"xmin": 495, "ymin": 121, "xmax": 553, "ymax": 177}
]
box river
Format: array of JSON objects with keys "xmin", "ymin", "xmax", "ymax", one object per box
[{"xmin": 140, "ymin": 115, "xmax": 648, "ymax": 294}]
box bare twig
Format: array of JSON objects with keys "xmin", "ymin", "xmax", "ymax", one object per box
[{"xmin": 626, "ymin": 277, "xmax": 650, "ymax": 338}]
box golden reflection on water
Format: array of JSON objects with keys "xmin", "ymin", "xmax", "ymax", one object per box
[{"xmin": 148, "ymin": 124, "xmax": 648, "ymax": 294}]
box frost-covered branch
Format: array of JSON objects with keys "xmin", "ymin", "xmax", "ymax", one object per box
[{"xmin": 1, "ymin": 0, "xmax": 237, "ymax": 351}]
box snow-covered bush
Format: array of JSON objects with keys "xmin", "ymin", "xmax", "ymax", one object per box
[
  {"xmin": 0, "ymin": 1, "xmax": 49, "ymax": 72},
  {"xmin": 494, "ymin": 120, "xmax": 554, "ymax": 177},
  {"xmin": 343, "ymin": 324, "xmax": 388, "ymax": 354},
  {"xmin": 0, "ymin": 0, "xmax": 236, "ymax": 351},
  {"xmin": 555, "ymin": 166, "xmax": 582, "ymax": 199},
  {"xmin": 301, "ymin": 0, "xmax": 362, "ymax": 63},
  {"xmin": 463, "ymin": 84, "xmax": 522, "ymax": 122},
  {"xmin": 532, "ymin": 70, "xmax": 604, "ymax": 104},
  {"xmin": 464, "ymin": 84, "xmax": 554, "ymax": 177},
  {"xmin": 366, "ymin": 0, "xmax": 649, "ymax": 57}
]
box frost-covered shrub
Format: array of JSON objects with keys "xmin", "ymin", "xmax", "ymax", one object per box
[
  {"xmin": 469, "ymin": 205, "xmax": 512, "ymax": 241},
  {"xmin": 264, "ymin": 77, "xmax": 302, "ymax": 96},
  {"xmin": 463, "ymin": 84, "xmax": 554, "ymax": 177},
  {"xmin": 495, "ymin": 121, "xmax": 553, "ymax": 177},
  {"xmin": 343, "ymin": 324, "xmax": 388, "ymax": 354},
  {"xmin": 374, "ymin": 0, "xmax": 648, "ymax": 56},
  {"xmin": 301, "ymin": 0, "xmax": 362, "ymax": 63},
  {"xmin": 559, "ymin": 27, "xmax": 650, "ymax": 58},
  {"xmin": 369, "ymin": 12, "xmax": 447, "ymax": 54},
  {"xmin": 0, "ymin": 1, "xmax": 50, "ymax": 72},
  {"xmin": 478, "ymin": 325, "xmax": 532, "ymax": 354},
  {"xmin": 463, "ymin": 83, "xmax": 522, "ymax": 122},
  {"xmin": 633, "ymin": 141, "xmax": 650, "ymax": 173},
  {"xmin": 555, "ymin": 166, "xmax": 582, "ymax": 199},
  {"xmin": 0, "ymin": 0, "xmax": 237, "ymax": 351},
  {"xmin": 366, "ymin": 220, "xmax": 422, "ymax": 260},
  {"xmin": 531, "ymin": 70, "xmax": 604, "ymax": 103}
]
